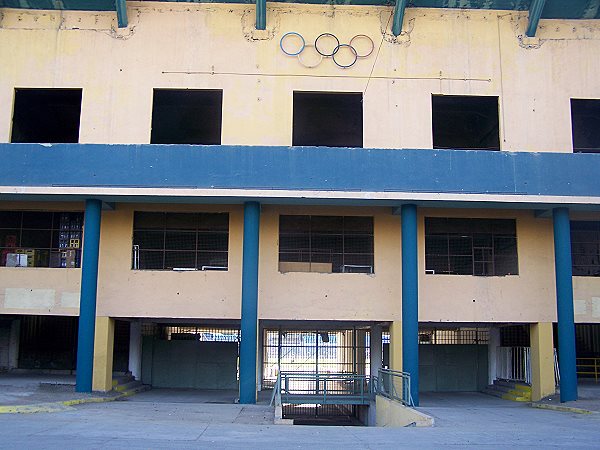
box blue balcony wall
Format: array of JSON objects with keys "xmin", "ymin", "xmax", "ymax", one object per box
[{"xmin": 1, "ymin": 144, "xmax": 600, "ymax": 199}]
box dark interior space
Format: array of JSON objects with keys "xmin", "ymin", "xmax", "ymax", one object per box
[
  {"xmin": 11, "ymin": 89, "xmax": 82, "ymax": 144},
  {"xmin": 18, "ymin": 315, "xmax": 78, "ymax": 370},
  {"xmin": 113, "ymin": 320, "xmax": 130, "ymax": 373},
  {"xmin": 571, "ymin": 99, "xmax": 600, "ymax": 153},
  {"xmin": 432, "ymin": 95, "xmax": 500, "ymax": 150},
  {"xmin": 500, "ymin": 325, "xmax": 530, "ymax": 347},
  {"xmin": 150, "ymin": 89, "xmax": 222, "ymax": 145},
  {"xmin": 293, "ymin": 92, "xmax": 363, "ymax": 148}
]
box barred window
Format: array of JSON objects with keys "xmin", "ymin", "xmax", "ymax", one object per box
[
  {"xmin": 279, "ymin": 215, "xmax": 374, "ymax": 274},
  {"xmin": 571, "ymin": 221, "xmax": 600, "ymax": 276},
  {"xmin": 0, "ymin": 211, "xmax": 83, "ymax": 268},
  {"xmin": 425, "ymin": 218, "xmax": 518, "ymax": 276},
  {"xmin": 132, "ymin": 212, "xmax": 229, "ymax": 271}
]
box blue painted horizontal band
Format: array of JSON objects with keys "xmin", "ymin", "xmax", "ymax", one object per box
[{"xmin": 2, "ymin": 143, "xmax": 600, "ymax": 200}]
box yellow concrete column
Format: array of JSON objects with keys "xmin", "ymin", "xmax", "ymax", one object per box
[
  {"xmin": 389, "ymin": 321, "xmax": 402, "ymax": 371},
  {"xmin": 92, "ymin": 317, "xmax": 115, "ymax": 392},
  {"xmin": 530, "ymin": 323, "xmax": 556, "ymax": 401}
]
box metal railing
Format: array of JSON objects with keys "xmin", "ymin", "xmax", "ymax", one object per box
[
  {"xmin": 554, "ymin": 349, "xmax": 560, "ymax": 387},
  {"xmin": 497, "ymin": 346, "xmax": 531, "ymax": 385},
  {"xmin": 497, "ymin": 346, "xmax": 560, "ymax": 387},
  {"xmin": 270, "ymin": 373, "xmax": 282, "ymax": 407},
  {"xmin": 270, "ymin": 370, "xmax": 414, "ymax": 407},
  {"xmin": 577, "ymin": 357, "xmax": 600, "ymax": 382},
  {"xmin": 278, "ymin": 371, "xmax": 374, "ymax": 405},
  {"xmin": 377, "ymin": 368, "xmax": 414, "ymax": 407}
]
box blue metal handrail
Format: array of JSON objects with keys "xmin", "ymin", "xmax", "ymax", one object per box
[
  {"xmin": 377, "ymin": 368, "xmax": 414, "ymax": 406},
  {"xmin": 278, "ymin": 372, "xmax": 375, "ymax": 405},
  {"xmin": 269, "ymin": 372, "xmax": 281, "ymax": 407},
  {"xmin": 272, "ymin": 370, "xmax": 414, "ymax": 407}
]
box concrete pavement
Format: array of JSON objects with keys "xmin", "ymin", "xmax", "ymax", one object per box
[
  {"xmin": 531, "ymin": 379, "xmax": 600, "ymax": 414},
  {"xmin": 0, "ymin": 391, "xmax": 599, "ymax": 448}
]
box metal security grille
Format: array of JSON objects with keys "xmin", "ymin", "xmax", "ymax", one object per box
[
  {"xmin": 279, "ymin": 215, "xmax": 374, "ymax": 273},
  {"xmin": 141, "ymin": 322, "xmax": 159, "ymax": 337},
  {"xmin": 282, "ymin": 403, "xmax": 354, "ymax": 419},
  {"xmin": 164, "ymin": 326, "xmax": 240, "ymax": 343},
  {"xmin": 425, "ymin": 218, "xmax": 518, "ymax": 276},
  {"xmin": 571, "ymin": 221, "xmax": 600, "ymax": 276},
  {"xmin": 263, "ymin": 328, "xmax": 369, "ymax": 389},
  {"xmin": 132, "ymin": 212, "xmax": 229, "ymax": 270},
  {"xmin": 418, "ymin": 328, "xmax": 489, "ymax": 345},
  {"xmin": 0, "ymin": 211, "xmax": 83, "ymax": 268}
]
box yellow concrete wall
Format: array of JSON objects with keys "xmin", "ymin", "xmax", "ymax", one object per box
[
  {"xmin": 0, "ymin": 202, "xmax": 84, "ymax": 316},
  {"xmin": 530, "ymin": 322, "xmax": 556, "ymax": 401},
  {"xmin": 570, "ymin": 211, "xmax": 600, "ymax": 323},
  {"xmin": 96, "ymin": 203, "xmax": 244, "ymax": 319},
  {"xmin": 258, "ymin": 206, "xmax": 401, "ymax": 321},
  {"xmin": 3, "ymin": 202, "xmax": 600, "ymax": 323},
  {"xmin": 572, "ymin": 279, "xmax": 600, "ymax": 323},
  {"xmin": 375, "ymin": 395, "xmax": 434, "ymax": 427},
  {"xmin": 0, "ymin": 4, "xmax": 599, "ymax": 150},
  {"xmin": 92, "ymin": 316, "xmax": 115, "ymax": 392},
  {"xmin": 420, "ymin": 209, "xmax": 558, "ymax": 323}
]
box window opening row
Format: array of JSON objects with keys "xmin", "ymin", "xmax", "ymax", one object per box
[
  {"xmin": 10, "ymin": 88, "xmax": 600, "ymax": 152},
  {"xmin": 3, "ymin": 211, "xmax": 600, "ymax": 278}
]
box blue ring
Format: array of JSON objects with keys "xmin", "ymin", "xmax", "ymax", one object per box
[{"xmin": 280, "ymin": 32, "xmax": 305, "ymax": 56}]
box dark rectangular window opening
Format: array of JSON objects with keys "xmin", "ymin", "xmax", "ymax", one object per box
[
  {"xmin": 11, "ymin": 88, "xmax": 82, "ymax": 143},
  {"xmin": 432, "ymin": 95, "xmax": 500, "ymax": 150},
  {"xmin": 132, "ymin": 212, "xmax": 229, "ymax": 270},
  {"xmin": 571, "ymin": 99, "xmax": 600, "ymax": 153},
  {"xmin": 292, "ymin": 92, "xmax": 363, "ymax": 148},
  {"xmin": 278, "ymin": 215, "xmax": 374, "ymax": 274},
  {"xmin": 425, "ymin": 218, "xmax": 518, "ymax": 276},
  {"xmin": 150, "ymin": 89, "xmax": 222, "ymax": 145},
  {"xmin": 0, "ymin": 211, "xmax": 83, "ymax": 268},
  {"xmin": 571, "ymin": 221, "xmax": 600, "ymax": 276}
]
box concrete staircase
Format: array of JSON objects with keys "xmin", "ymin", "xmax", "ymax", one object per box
[
  {"xmin": 112, "ymin": 374, "xmax": 149, "ymax": 395},
  {"xmin": 482, "ymin": 380, "xmax": 532, "ymax": 402}
]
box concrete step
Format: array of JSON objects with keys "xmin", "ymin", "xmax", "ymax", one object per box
[
  {"xmin": 114, "ymin": 380, "xmax": 144, "ymax": 392},
  {"xmin": 119, "ymin": 383, "xmax": 150, "ymax": 396},
  {"xmin": 483, "ymin": 385, "xmax": 531, "ymax": 402},
  {"xmin": 493, "ymin": 380, "xmax": 531, "ymax": 393},
  {"xmin": 112, "ymin": 375, "xmax": 135, "ymax": 389},
  {"xmin": 488, "ymin": 383, "xmax": 531, "ymax": 398},
  {"xmin": 482, "ymin": 387, "xmax": 505, "ymax": 398},
  {"xmin": 488, "ymin": 383, "xmax": 517, "ymax": 394}
]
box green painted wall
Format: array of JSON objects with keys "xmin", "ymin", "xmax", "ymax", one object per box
[
  {"xmin": 419, "ymin": 345, "xmax": 488, "ymax": 392},
  {"xmin": 141, "ymin": 337, "xmax": 238, "ymax": 389}
]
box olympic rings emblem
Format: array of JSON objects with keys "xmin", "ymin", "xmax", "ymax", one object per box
[{"xmin": 280, "ymin": 32, "xmax": 374, "ymax": 69}]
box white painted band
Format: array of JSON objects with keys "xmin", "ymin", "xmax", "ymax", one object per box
[{"xmin": 1, "ymin": 185, "xmax": 600, "ymax": 205}]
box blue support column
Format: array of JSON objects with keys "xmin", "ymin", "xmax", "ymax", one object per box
[
  {"xmin": 256, "ymin": 0, "xmax": 266, "ymax": 30},
  {"xmin": 115, "ymin": 0, "xmax": 128, "ymax": 28},
  {"xmin": 526, "ymin": 0, "xmax": 546, "ymax": 37},
  {"xmin": 401, "ymin": 204, "xmax": 419, "ymax": 406},
  {"xmin": 552, "ymin": 207, "xmax": 578, "ymax": 402},
  {"xmin": 75, "ymin": 199, "xmax": 102, "ymax": 393},
  {"xmin": 239, "ymin": 202, "xmax": 260, "ymax": 404},
  {"xmin": 392, "ymin": 0, "xmax": 408, "ymax": 37}
]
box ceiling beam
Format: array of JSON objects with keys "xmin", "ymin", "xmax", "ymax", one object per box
[
  {"xmin": 256, "ymin": 0, "xmax": 266, "ymax": 30},
  {"xmin": 391, "ymin": 0, "xmax": 408, "ymax": 37},
  {"xmin": 526, "ymin": 0, "xmax": 547, "ymax": 37},
  {"xmin": 115, "ymin": 0, "xmax": 128, "ymax": 28}
]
